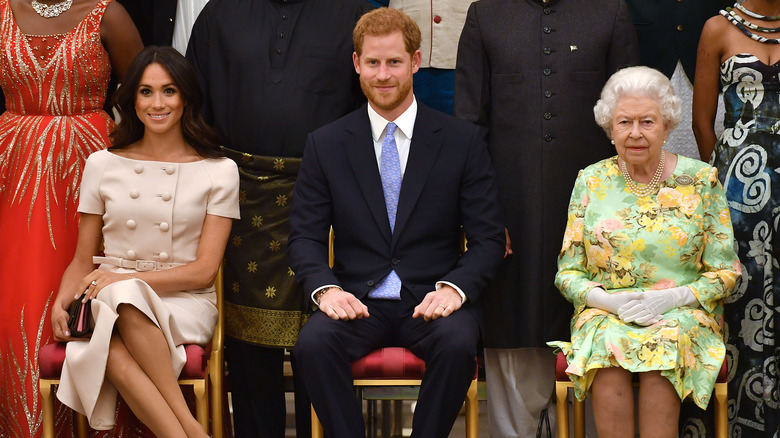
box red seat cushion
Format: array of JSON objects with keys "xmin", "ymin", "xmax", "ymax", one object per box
[
  {"xmin": 555, "ymin": 351, "xmax": 730, "ymax": 383},
  {"xmin": 352, "ymin": 347, "xmax": 426, "ymax": 379},
  {"xmin": 38, "ymin": 342, "xmax": 211, "ymax": 380},
  {"xmin": 39, "ymin": 343, "xmax": 67, "ymax": 379}
]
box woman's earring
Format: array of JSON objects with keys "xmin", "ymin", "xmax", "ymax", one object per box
[{"xmin": 610, "ymin": 140, "xmax": 615, "ymax": 145}]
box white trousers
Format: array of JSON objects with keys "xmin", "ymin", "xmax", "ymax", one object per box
[{"xmin": 484, "ymin": 347, "xmax": 599, "ymax": 437}]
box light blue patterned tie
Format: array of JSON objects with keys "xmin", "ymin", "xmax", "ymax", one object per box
[{"xmin": 369, "ymin": 122, "xmax": 402, "ymax": 300}]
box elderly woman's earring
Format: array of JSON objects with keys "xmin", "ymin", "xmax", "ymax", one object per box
[
  {"xmin": 610, "ymin": 139, "xmax": 615, "ymax": 145},
  {"xmin": 663, "ymin": 139, "xmax": 667, "ymax": 145}
]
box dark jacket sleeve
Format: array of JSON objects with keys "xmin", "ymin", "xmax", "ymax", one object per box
[
  {"xmin": 287, "ymin": 133, "xmax": 340, "ymax": 295},
  {"xmin": 607, "ymin": 0, "xmax": 642, "ymax": 75},
  {"xmin": 453, "ymin": 2, "xmax": 490, "ymax": 132},
  {"xmin": 439, "ymin": 126, "xmax": 505, "ymax": 302}
]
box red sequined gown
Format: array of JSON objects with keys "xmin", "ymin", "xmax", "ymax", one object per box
[{"xmin": 0, "ymin": 1, "xmax": 119, "ymax": 436}]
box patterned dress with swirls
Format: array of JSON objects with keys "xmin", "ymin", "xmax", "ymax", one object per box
[
  {"xmin": 0, "ymin": 1, "xmax": 117, "ymax": 437},
  {"xmin": 549, "ymin": 156, "xmax": 741, "ymax": 410},
  {"xmin": 711, "ymin": 53, "xmax": 780, "ymax": 437}
]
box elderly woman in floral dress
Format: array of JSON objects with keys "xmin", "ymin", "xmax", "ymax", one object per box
[{"xmin": 549, "ymin": 66, "xmax": 741, "ymax": 438}]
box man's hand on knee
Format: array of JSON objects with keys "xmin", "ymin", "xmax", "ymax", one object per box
[
  {"xmin": 413, "ymin": 286, "xmax": 462, "ymax": 322},
  {"xmin": 318, "ymin": 289, "xmax": 370, "ymax": 320}
]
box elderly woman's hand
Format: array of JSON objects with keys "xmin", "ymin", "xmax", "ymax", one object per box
[
  {"xmin": 586, "ymin": 287, "xmax": 643, "ymax": 315},
  {"xmin": 618, "ymin": 286, "xmax": 699, "ymax": 325}
]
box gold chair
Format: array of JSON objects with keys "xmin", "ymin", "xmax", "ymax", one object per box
[
  {"xmin": 39, "ymin": 267, "xmax": 225, "ymax": 438},
  {"xmin": 554, "ymin": 351, "xmax": 728, "ymax": 438}
]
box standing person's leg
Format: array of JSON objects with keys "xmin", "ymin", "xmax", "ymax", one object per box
[
  {"xmin": 484, "ymin": 347, "xmax": 557, "ymax": 438},
  {"xmin": 225, "ymin": 338, "xmax": 286, "ymax": 438}
]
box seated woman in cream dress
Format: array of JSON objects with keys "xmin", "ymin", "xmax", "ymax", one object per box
[
  {"xmin": 50, "ymin": 46, "xmax": 239, "ymax": 438},
  {"xmin": 549, "ymin": 66, "xmax": 741, "ymax": 438}
]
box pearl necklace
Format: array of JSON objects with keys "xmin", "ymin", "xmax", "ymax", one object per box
[
  {"xmin": 31, "ymin": 0, "xmax": 73, "ymax": 18},
  {"xmin": 620, "ymin": 152, "xmax": 665, "ymax": 198}
]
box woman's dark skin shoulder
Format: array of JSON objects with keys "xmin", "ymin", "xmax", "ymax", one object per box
[{"xmin": 8, "ymin": 0, "xmax": 142, "ymax": 80}]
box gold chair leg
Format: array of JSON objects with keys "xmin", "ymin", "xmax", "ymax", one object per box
[
  {"xmin": 714, "ymin": 382, "xmax": 728, "ymax": 438},
  {"xmin": 573, "ymin": 392, "xmax": 585, "ymax": 438},
  {"xmin": 311, "ymin": 405, "xmax": 324, "ymax": 438},
  {"xmin": 555, "ymin": 382, "xmax": 570, "ymax": 438},
  {"xmin": 210, "ymin": 365, "xmax": 224, "ymax": 438},
  {"xmin": 76, "ymin": 413, "xmax": 88, "ymax": 438},
  {"xmin": 39, "ymin": 379, "xmax": 55, "ymax": 438},
  {"xmin": 193, "ymin": 380, "xmax": 209, "ymax": 431},
  {"xmin": 465, "ymin": 378, "xmax": 479, "ymax": 438}
]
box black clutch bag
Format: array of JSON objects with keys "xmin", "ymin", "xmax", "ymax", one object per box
[{"xmin": 67, "ymin": 293, "xmax": 93, "ymax": 337}]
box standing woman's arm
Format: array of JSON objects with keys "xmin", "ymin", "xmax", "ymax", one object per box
[
  {"xmin": 692, "ymin": 17, "xmax": 727, "ymax": 162},
  {"xmin": 99, "ymin": 1, "xmax": 143, "ymax": 81}
]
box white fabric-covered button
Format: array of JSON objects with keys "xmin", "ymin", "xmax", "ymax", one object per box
[
  {"xmin": 161, "ymin": 192, "xmax": 172, "ymax": 201},
  {"xmin": 134, "ymin": 164, "xmax": 144, "ymax": 174},
  {"xmin": 159, "ymin": 222, "xmax": 170, "ymax": 232},
  {"xmin": 126, "ymin": 250, "xmax": 136, "ymax": 259},
  {"xmin": 164, "ymin": 166, "xmax": 175, "ymax": 175},
  {"xmin": 159, "ymin": 252, "xmax": 169, "ymax": 261},
  {"xmin": 129, "ymin": 190, "xmax": 140, "ymax": 199},
  {"xmin": 126, "ymin": 219, "xmax": 137, "ymax": 229}
]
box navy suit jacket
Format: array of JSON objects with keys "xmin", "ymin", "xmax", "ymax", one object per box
[{"xmin": 287, "ymin": 102, "xmax": 505, "ymax": 311}]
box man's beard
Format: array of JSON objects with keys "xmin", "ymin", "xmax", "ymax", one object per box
[{"xmin": 360, "ymin": 76, "xmax": 413, "ymax": 114}]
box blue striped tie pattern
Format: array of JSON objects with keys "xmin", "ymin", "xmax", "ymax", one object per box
[{"xmin": 369, "ymin": 122, "xmax": 402, "ymax": 300}]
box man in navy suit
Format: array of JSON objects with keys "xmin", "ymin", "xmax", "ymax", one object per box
[{"xmin": 288, "ymin": 7, "xmax": 505, "ymax": 437}]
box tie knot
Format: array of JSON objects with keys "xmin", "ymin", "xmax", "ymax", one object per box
[{"xmin": 385, "ymin": 122, "xmax": 397, "ymax": 137}]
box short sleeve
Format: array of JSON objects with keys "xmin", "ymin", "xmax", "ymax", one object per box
[
  {"xmin": 204, "ymin": 158, "xmax": 240, "ymax": 219},
  {"xmin": 77, "ymin": 150, "xmax": 110, "ymax": 215}
]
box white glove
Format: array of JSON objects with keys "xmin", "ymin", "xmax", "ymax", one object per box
[
  {"xmin": 618, "ymin": 286, "xmax": 699, "ymax": 326},
  {"xmin": 586, "ymin": 287, "xmax": 643, "ymax": 315}
]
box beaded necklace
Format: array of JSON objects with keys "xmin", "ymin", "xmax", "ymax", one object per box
[
  {"xmin": 720, "ymin": 9, "xmax": 780, "ymax": 44},
  {"xmin": 31, "ymin": 0, "xmax": 72, "ymax": 18},
  {"xmin": 725, "ymin": 8, "xmax": 780, "ymax": 33},
  {"xmin": 620, "ymin": 152, "xmax": 665, "ymax": 198},
  {"xmin": 735, "ymin": 2, "xmax": 780, "ymax": 21}
]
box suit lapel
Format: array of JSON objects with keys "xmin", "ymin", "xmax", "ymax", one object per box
[
  {"xmin": 393, "ymin": 105, "xmax": 442, "ymax": 244},
  {"xmin": 345, "ymin": 110, "xmax": 393, "ymax": 243}
]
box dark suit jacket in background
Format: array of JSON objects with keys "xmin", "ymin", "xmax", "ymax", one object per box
[
  {"xmin": 118, "ymin": 0, "xmax": 176, "ymax": 46},
  {"xmin": 625, "ymin": 0, "xmax": 730, "ymax": 81},
  {"xmin": 454, "ymin": 0, "xmax": 640, "ymax": 348},
  {"xmin": 287, "ymin": 103, "xmax": 505, "ymax": 317}
]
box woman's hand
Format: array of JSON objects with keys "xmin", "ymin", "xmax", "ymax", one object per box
[
  {"xmin": 51, "ymin": 297, "xmax": 78, "ymax": 342},
  {"xmin": 586, "ymin": 287, "xmax": 642, "ymax": 315},
  {"xmin": 76, "ymin": 270, "xmax": 133, "ymax": 303}
]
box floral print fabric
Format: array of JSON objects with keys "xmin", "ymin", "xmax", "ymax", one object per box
[{"xmin": 549, "ymin": 155, "xmax": 741, "ymax": 409}]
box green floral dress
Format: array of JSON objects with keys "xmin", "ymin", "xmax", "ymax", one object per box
[{"xmin": 548, "ymin": 155, "xmax": 741, "ymax": 409}]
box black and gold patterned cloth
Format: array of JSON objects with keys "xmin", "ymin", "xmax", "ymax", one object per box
[{"xmin": 221, "ymin": 147, "xmax": 308, "ymax": 348}]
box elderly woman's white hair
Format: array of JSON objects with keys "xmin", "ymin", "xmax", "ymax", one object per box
[{"xmin": 593, "ymin": 66, "xmax": 682, "ymax": 138}]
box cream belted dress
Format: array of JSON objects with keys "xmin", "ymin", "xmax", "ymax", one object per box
[{"xmin": 56, "ymin": 150, "xmax": 239, "ymax": 429}]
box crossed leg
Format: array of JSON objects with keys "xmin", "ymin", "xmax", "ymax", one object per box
[{"xmin": 105, "ymin": 303, "xmax": 207, "ymax": 438}]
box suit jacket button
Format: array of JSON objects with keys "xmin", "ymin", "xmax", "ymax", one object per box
[
  {"xmin": 392, "ymin": 258, "xmax": 400, "ymax": 265},
  {"xmin": 367, "ymin": 280, "xmax": 374, "ymax": 287}
]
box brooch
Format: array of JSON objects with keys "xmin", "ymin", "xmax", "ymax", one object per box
[{"xmin": 675, "ymin": 174, "xmax": 694, "ymax": 186}]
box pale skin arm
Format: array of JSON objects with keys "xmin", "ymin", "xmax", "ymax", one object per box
[
  {"xmin": 692, "ymin": 17, "xmax": 726, "ymax": 162},
  {"xmin": 100, "ymin": 1, "xmax": 143, "ymax": 81},
  {"xmin": 52, "ymin": 212, "xmax": 233, "ymax": 341}
]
